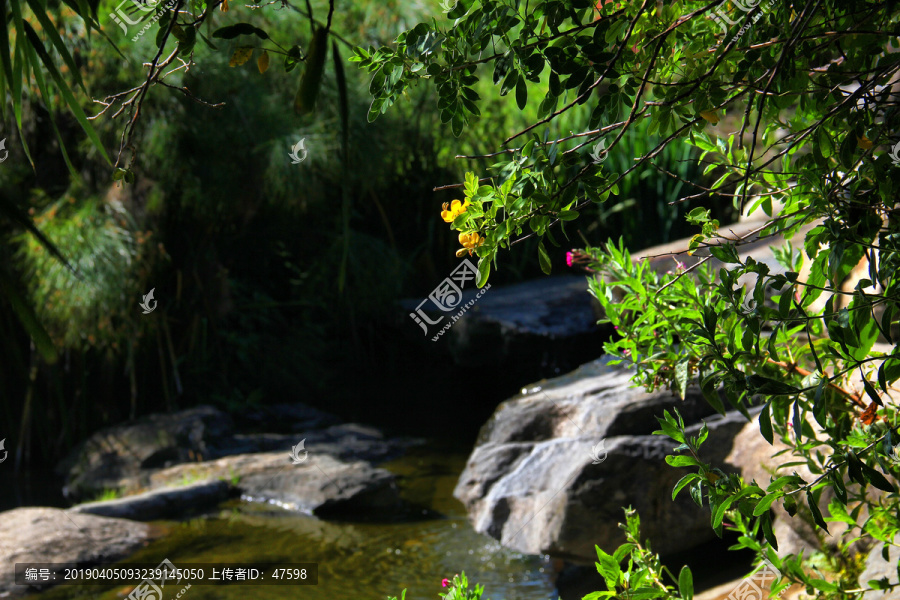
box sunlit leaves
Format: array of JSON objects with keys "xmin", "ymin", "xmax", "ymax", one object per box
[{"xmin": 354, "ymin": 5, "xmax": 900, "ymax": 592}]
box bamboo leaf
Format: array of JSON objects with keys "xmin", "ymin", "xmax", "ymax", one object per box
[
  {"xmin": 0, "ymin": 270, "xmax": 58, "ymax": 363},
  {"xmin": 22, "ymin": 22, "xmax": 111, "ymax": 164},
  {"xmin": 25, "ymin": 0, "xmax": 85, "ymax": 91}
]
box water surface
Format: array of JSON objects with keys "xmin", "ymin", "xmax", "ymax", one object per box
[{"xmin": 22, "ymin": 447, "xmax": 560, "ymax": 600}]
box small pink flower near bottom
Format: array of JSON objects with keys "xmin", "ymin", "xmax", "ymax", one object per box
[{"xmin": 442, "ymin": 579, "xmax": 451, "ymax": 588}]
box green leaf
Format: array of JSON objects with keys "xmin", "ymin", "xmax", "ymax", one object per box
[
  {"xmin": 778, "ymin": 289, "xmax": 793, "ymax": 317},
  {"xmin": 712, "ymin": 495, "xmax": 734, "ymax": 529},
  {"xmin": 859, "ymin": 461, "xmax": 897, "ymax": 493},
  {"xmin": 294, "ymin": 26, "xmax": 329, "ymax": 116},
  {"xmin": 500, "ymin": 69, "xmax": 518, "ymax": 96},
  {"xmin": 451, "ymin": 111, "xmax": 465, "ymax": 137},
  {"xmin": 22, "ymin": 22, "xmax": 111, "ymax": 164},
  {"xmin": 689, "ymin": 481, "xmax": 703, "ymax": 507},
  {"xmin": 746, "ymin": 375, "xmax": 798, "ymax": 395},
  {"xmin": 839, "ymin": 131, "xmax": 856, "ymax": 168},
  {"xmin": 0, "ymin": 270, "xmax": 58, "ymax": 363},
  {"xmin": 709, "ymin": 243, "xmax": 740, "ymax": 263},
  {"xmin": 678, "ymin": 566, "xmax": 694, "ymax": 600},
  {"xmin": 759, "ymin": 402, "xmax": 773, "ymax": 445},
  {"xmin": 672, "ymin": 473, "xmax": 700, "ymax": 500},
  {"xmin": 594, "ymin": 546, "xmax": 621, "ymax": 590},
  {"xmin": 861, "ymin": 375, "xmax": 883, "ymax": 407},
  {"xmin": 477, "ymin": 258, "xmax": 490, "ymax": 287},
  {"xmin": 847, "ymin": 453, "xmax": 866, "ymax": 486},
  {"xmin": 666, "ymin": 455, "xmax": 701, "ymax": 468},
  {"xmin": 515, "ymin": 77, "xmax": 527, "ymax": 110},
  {"xmin": 806, "ymin": 577, "xmax": 838, "ymax": 592},
  {"xmin": 700, "ymin": 375, "xmax": 726, "ymax": 415},
  {"xmin": 753, "ymin": 492, "xmax": 779, "ymax": 516},
  {"xmin": 0, "ymin": 0, "xmax": 15, "ymax": 92},
  {"xmin": 538, "ymin": 241, "xmax": 551, "ymax": 274},
  {"xmin": 807, "ymin": 490, "xmax": 829, "ymax": 533},
  {"xmin": 24, "ymin": 0, "xmax": 85, "ymax": 91},
  {"xmin": 612, "ymin": 542, "xmax": 635, "ymax": 563},
  {"xmin": 760, "ymin": 511, "xmax": 778, "ymax": 550},
  {"xmin": 826, "ymin": 497, "xmax": 855, "ymax": 525}
]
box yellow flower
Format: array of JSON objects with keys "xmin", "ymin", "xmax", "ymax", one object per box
[
  {"xmin": 441, "ymin": 200, "xmax": 470, "ymax": 223},
  {"xmin": 456, "ymin": 231, "xmax": 484, "ymax": 257}
]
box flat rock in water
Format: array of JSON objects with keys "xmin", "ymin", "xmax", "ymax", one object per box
[
  {"xmin": 147, "ymin": 452, "xmax": 399, "ymax": 517},
  {"xmin": 455, "ymin": 356, "xmax": 753, "ymax": 562},
  {"xmin": 57, "ymin": 405, "xmax": 409, "ymax": 501},
  {"xmin": 57, "ymin": 405, "xmax": 235, "ymax": 500},
  {"xmin": 0, "ymin": 507, "xmax": 153, "ymax": 596},
  {"xmin": 69, "ymin": 480, "xmax": 235, "ymax": 521},
  {"xmin": 229, "ymin": 423, "xmax": 423, "ymax": 464}
]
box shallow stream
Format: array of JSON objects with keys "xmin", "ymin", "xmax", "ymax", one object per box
[{"xmin": 21, "ymin": 446, "xmax": 561, "ymax": 600}]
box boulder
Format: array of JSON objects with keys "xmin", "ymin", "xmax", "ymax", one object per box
[
  {"xmin": 57, "ymin": 404, "xmax": 414, "ymax": 502},
  {"xmin": 401, "ymin": 274, "xmax": 610, "ymax": 370},
  {"xmin": 57, "ymin": 405, "xmax": 234, "ymax": 500},
  {"xmin": 0, "ymin": 507, "xmax": 153, "ymax": 596},
  {"xmin": 859, "ymin": 536, "xmax": 900, "ymax": 600},
  {"xmin": 454, "ymin": 356, "xmax": 751, "ymax": 562},
  {"xmin": 726, "ymin": 412, "xmax": 897, "ymax": 559}
]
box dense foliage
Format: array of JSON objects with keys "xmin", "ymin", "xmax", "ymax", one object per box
[
  {"xmin": 0, "ymin": 0, "xmax": 732, "ymax": 463},
  {"xmin": 4, "ymin": 0, "xmax": 900, "ymax": 595},
  {"xmin": 359, "ymin": 0, "xmax": 900, "ymax": 597}
]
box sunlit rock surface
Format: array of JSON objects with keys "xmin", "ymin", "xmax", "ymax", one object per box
[
  {"xmin": 0, "ymin": 507, "xmax": 153, "ymax": 597},
  {"xmin": 455, "ymin": 356, "xmax": 751, "ymax": 562}
]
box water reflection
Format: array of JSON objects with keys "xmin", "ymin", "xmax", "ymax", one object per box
[{"xmin": 21, "ymin": 449, "xmax": 559, "ymax": 600}]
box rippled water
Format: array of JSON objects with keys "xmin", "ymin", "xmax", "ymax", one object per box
[{"xmin": 23, "ymin": 448, "xmax": 560, "ymax": 600}]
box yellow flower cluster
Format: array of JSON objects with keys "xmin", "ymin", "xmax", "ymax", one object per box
[
  {"xmin": 440, "ymin": 200, "xmax": 484, "ymax": 257},
  {"xmin": 456, "ymin": 232, "xmax": 485, "ymax": 258},
  {"xmin": 441, "ymin": 200, "xmax": 470, "ymax": 223}
]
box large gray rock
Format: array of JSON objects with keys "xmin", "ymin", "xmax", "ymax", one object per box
[
  {"xmin": 859, "ymin": 536, "xmax": 900, "ymax": 600},
  {"xmin": 454, "ymin": 356, "xmax": 751, "ymax": 562},
  {"xmin": 58, "ymin": 405, "xmax": 414, "ymax": 501},
  {"xmin": 401, "ymin": 275, "xmax": 610, "ymax": 369},
  {"xmin": 57, "ymin": 405, "xmax": 235, "ymax": 500},
  {"xmin": 0, "ymin": 507, "xmax": 152, "ymax": 596},
  {"xmin": 726, "ymin": 416, "xmax": 825, "ymax": 558},
  {"xmin": 726, "ymin": 412, "xmax": 899, "ymax": 560}
]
